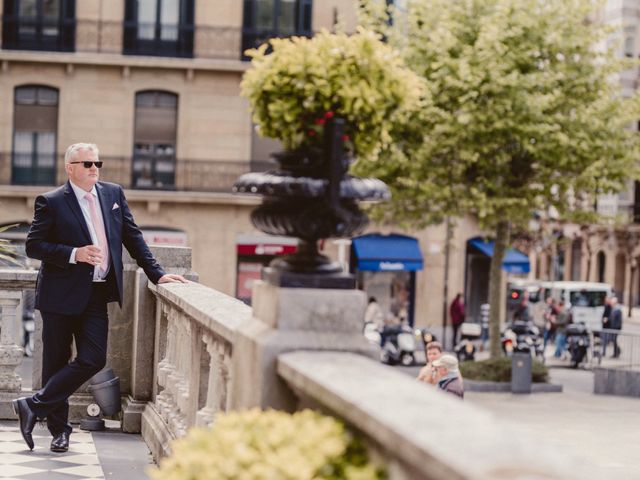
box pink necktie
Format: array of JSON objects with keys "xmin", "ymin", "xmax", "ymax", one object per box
[{"xmin": 85, "ymin": 193, "xmax": 109, "ymax": 274}]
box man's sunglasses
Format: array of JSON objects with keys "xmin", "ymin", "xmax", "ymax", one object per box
[{"xmin": 69, "ymin": 161, "xmax": 103, "ymax": 168}]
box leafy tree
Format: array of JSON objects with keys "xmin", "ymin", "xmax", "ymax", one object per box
[{"xmin": 356, "ymin": 0, "xmax": 640, "ymax": 357}]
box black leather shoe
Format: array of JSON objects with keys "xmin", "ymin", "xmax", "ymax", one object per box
[
  {"xmin": 12, "ymin": 397, "xmax": 36, "ymax": 450},
  {"xmin": 50, "ymin": 432, "xmax": 70, "ymax": 453}
]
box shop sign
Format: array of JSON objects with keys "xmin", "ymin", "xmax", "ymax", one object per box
[{"xmin": 379, "ymin": 261, "xmax": 406, "ymax": 271}]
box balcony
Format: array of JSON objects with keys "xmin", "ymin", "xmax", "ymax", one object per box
[
  {"xmin": 1, "ymin": 14, "xmax": 75, "ymax": 52},
  {"xmin": 0, "ymin": 152, "xmax": 276, "ymax": 193},
  {"xmin": 1, "ymin": 17, "xmax": 318, "ymax": 62}
]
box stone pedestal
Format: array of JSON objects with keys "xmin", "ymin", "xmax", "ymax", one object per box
[
  {"xmin": 120, "ymin": 246, "xmax": 198, "ymax": 433},
  {"xmin": 230, "ymin": 281, "xmax": 376, "ymax": 410},
  {"xmin": 0, "ymin": 291, "xmax": 24, "ymax": 392}
]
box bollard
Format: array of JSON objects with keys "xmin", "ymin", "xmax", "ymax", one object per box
[{"xmin": 511, "ymin": 352, "xmax": 532, "ymax": 394}]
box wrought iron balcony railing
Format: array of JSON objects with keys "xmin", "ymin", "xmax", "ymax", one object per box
[
  {"xmin": 1, "ymin": 17, "xmax": 312, "ymax": 61},
  {"xmin": 0, "ymin": 152, "xmax": 277, "ymax": 193}
]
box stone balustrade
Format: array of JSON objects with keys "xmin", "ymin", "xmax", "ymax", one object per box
[
  {"xmin": 0, "ymin": 249, "xmax": 606, "ymax": 479},
  {"xmin": 0, "ymin": 268, "xmax": 42, "ymax": 417},
  {"xmin": 141, "ymin": 280, "xmax": 251, "ymax": 458}
]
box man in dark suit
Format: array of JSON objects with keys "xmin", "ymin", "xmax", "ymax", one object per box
[{"xmin": 13, "ymin": 143, "xmax": 187, "ymax": 452}]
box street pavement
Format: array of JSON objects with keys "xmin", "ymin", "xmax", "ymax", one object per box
[{"xmin": 466, "ymin": 367, "xmax": 640, "ymax": 479}]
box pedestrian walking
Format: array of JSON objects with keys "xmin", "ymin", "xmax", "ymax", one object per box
[
  {"xmin": 542, "ymin": 297, "xmax": 558, "ymax": 350},
  {"xmin": 450, "ymin": 293, "xmax": 465, "ymax": 348},
  {"xmin": 603, "ymin": 297, "xmax": 622, "ymax": 358},
  {"xmin": 553, "ymin": 301, "xmax": 570, "ymax": 359}
]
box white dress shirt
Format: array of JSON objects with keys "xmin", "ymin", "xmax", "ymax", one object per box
[{"xmin": 68, "ymin": 181, "xmax": 110, "ymax": 282}]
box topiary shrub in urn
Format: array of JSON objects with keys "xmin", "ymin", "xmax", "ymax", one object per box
[{"xmin": 234, "ymin": 28, "xmax": 424, "ymax": 288}]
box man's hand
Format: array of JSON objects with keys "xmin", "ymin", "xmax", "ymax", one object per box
[
  {"xmin": 76, "ymin": 245, "xmax": 103, "ymax": 266},
  {"xmin": 158, "ymin": 273, "xmax": 189, "ymax": 284}
]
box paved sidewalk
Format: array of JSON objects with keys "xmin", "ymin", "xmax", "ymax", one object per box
[
  {"xmin": 465, "ymin": 367, "xmax": 640, "ymax": 478},
  {"xmin": 0, "ymin": 421, "xmax": 153, "ymax": 479}
]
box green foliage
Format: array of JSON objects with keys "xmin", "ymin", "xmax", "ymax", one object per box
[
  {"xmin": 356, "ymin": 0, "xmax": 640, "ymax": 229},
  {"xmin": 241, "ymin": 28, "xmax": 424, "ymax": 162},
  {"xmin": 0, "ymin": 225, "xmax": 20, "ymax": 267},
  {"xmin": 459, "ymin": 356, "xmax": 549, "ymax": 383},
  {"xmin": 150, "ymin": 409, "xmax": 386, "ymax": 480}
]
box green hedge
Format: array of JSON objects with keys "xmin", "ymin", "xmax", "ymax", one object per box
[{"xmin": 459, "ymin": 357, "xmax": 549, "ymax": 383}]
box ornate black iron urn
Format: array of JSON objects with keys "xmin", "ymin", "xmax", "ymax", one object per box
[{"xmin": 233, "ymin": 118, "xmax": 389, "ymax": 288}]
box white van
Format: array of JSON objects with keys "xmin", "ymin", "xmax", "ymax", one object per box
[{"xmin": 540, "ymin": 281, "xmax": 612, "ymax": 331}]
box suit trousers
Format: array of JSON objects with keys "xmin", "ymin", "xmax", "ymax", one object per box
[{"xmin": 28, "ymin": 280, "xmax": 110, "ymax": 435}]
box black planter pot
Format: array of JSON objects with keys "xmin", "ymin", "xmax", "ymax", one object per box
[{"xmin": 232, "ymin": 118, "xmax": 389, "ymax": 288}]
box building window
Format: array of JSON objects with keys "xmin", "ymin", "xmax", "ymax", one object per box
[
  {"xmin": 241, "ymin": 0, "xmax": 312, "ymax": 59},
  {"xmin": 132, "ymin": 91, "xmax": 178, "ymax": 190},
  {"xmin": 123, "ymin": 0, "xmax": 194, "ymax": 58},
  {"xmin": 12, "ymin": 86, "xmax": 58, "ymax": 186},
  {"xmin": 1, "ymin": 0, "xmax": 75, "ymax": 52}
]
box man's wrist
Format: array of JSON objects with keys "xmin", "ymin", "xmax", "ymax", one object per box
[{"xmin": 69, "ymin": 248, "xmax": 78, "ymax": 264}]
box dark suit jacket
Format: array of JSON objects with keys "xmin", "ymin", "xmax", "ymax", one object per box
[{"xmin": 26, "ymin": 181, "xmax": 165, "ymax": 315}]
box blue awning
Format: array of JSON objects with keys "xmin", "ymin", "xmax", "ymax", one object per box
[
  {"xmin": 352, "ymin": 234, "xmax": 424, "ymax": 271},
  {"xmin": 468, "ymin": 237, "xmax": 530, "ymax": 274}
]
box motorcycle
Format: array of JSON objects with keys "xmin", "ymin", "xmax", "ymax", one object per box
[
  {"xmin": 565, "ymin": 323, "xmax": 590, "ymax": 368},
  {"xmin": 454, "ymin": 322, "xmax": 482, "ymax": 362},
  {"xmin": 501, "ymin": 320, "xmax": 544, "ymax": 359},
  {"xmin": 381, "ymin": 325, "xmax": 418, "ymax": 366},
  {"xmin": 363, "ymin": 323, "xmax": 418, "ymax": 366}
]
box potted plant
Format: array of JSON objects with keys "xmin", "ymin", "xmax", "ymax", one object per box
[
  {"xmin": 234, "ymin": 29, "xmax": 423, "ymax": 285},
  {"xmin": 241, "ymin": 27, "xmax": 423, "ymax": 166}
]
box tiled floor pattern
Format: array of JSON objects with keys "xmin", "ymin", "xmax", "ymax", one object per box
[{"xmin": 0, "ymin": 422, "xmax": 104, "ymax": 479}]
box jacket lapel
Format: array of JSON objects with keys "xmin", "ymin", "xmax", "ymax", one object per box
[
  {"xmin": 95, "ymin": 183, "xmax": 114, "ymax": 247},
  {"xmin": 63, "ymin": 181, "xmax": 92, "ymax": 244}
]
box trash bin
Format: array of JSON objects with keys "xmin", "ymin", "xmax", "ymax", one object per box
[{"xmin": 511, "ymin": 352, "xmax": 532, "ymax": 394}]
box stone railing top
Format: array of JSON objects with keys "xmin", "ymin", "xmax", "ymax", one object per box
[
  {"xmin": 0, "ymin": 268, "xmax": 37, "ymax": 290},
  {"xmin": 278, "ymin": 351, "xmax": 605, "ymax": 480},
  {"xmin": 149, "ymin": 282, "xmax": 252, "ymax": 343}
]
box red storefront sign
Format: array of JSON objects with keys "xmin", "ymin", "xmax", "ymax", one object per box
[{"xmin": 236, "ymin": 243, "xmax": 297, "ymax": 256}]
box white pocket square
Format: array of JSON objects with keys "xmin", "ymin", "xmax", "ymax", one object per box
[{"xmin": 112, "ymin": 203, "xmax": 120, "ymax": 210}]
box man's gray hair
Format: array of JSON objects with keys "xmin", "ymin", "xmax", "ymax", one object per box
[{"xmin": 64, "ymin": 143, "xmax": 99, "ymax": 164}]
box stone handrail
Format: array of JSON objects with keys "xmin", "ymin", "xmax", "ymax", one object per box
[
  {"xmin": 141, "ymin": 281, "xmax": 252, "ymax": 457},
  {"xmin": 277, "ymin": 351, "xmax": 606, "ymax": 480}
]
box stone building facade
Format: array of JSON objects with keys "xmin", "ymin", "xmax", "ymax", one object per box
[{"xmin": 4, "ymin": 0, "xmax": 639, "ymax": 334}]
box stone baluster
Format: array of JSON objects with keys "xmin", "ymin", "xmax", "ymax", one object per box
[
  {"xmin": 0, "ymin": 291, "xmax": 24, "ymax": 392},
  {"xmin": 195, "ymin": 333, "xmax": 231, "ymax": 427},
  {"xmin": 156, "ymin": 303, "xmax": 178, "ymax": 425}
]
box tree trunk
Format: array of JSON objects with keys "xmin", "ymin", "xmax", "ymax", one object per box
[{"xmin": 489, "ymin": 220, "xmax": 510, "ymax": 358}]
